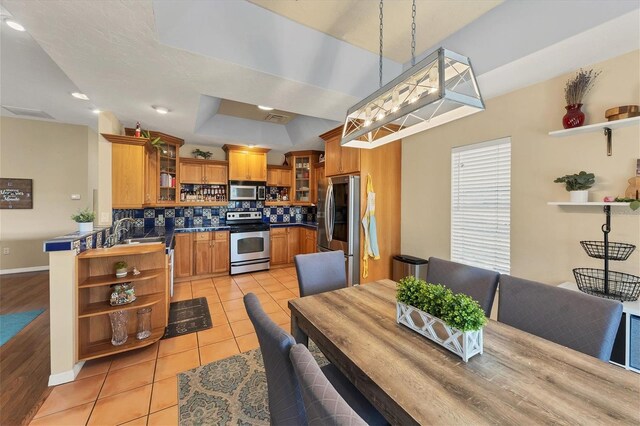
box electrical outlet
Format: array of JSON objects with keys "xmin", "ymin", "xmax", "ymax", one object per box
[{"xmin": 3, "ymin": 248, "xmax": 10, "ymax": 255}]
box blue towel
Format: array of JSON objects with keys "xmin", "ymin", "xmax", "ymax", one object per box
[{"xmin": 0, "ymin": 309, "xmax": 45, "ymax": 346}]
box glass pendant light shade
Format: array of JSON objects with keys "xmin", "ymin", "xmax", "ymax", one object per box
[{"xmin": 341, "ymin": 48, "xmax": 485, "ymax": 149}]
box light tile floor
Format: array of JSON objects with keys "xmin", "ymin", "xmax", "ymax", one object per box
[{"xmin": 31, "ymin": 267, "xmax": 300, "ymax": 426}]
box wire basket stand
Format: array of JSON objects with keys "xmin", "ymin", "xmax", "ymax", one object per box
[{"xmin": 573, "ymin": 205, "xmax": 639, "ymax": 301}]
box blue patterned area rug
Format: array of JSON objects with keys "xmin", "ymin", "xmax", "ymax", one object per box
[
  {"xmin": 0, "ymin": 309, "xmax": 45, "ymax": 347},
  {"xmin": 178, "ymin": 342, "xmax": 328, "ymax": 425}
]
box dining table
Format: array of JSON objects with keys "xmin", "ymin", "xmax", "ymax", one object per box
[{"xmin": 288, "ymin": 279, "xmax": 640, "ymax": 425}]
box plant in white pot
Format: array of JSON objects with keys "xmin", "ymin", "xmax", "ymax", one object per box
[
  {"xmin": 114, "ymin": 261, "xmax": 128, "ymax": 278},
  {"xmin": 71, "ymin": 208, "xmax": 95, "ymax": 233},
  {"xmin": 554, "ymin": 171, "xmax": 595, "ymax": 203}
]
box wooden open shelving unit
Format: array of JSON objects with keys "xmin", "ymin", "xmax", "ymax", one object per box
[{"xmin": 76, "ymin": 244, "xmax": 169, "ymax": 361}]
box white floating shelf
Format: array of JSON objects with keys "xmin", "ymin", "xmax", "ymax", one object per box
[
  {"xmin": 547, "ymin": 202, "xmax": 630, "ymax": 206},
  {"xmin": 548, "ymin": 116, "xmax": 640, "ymax": 137}
]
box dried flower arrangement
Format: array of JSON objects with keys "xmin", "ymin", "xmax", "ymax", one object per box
[{"xmin": 564, "ymin": 68, "xmax": 601, "ymax": 106}]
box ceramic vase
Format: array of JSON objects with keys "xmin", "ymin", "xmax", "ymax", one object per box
[
  {"xmin": 569, "ymin": 190, "xmax": 589, "ymax": 203},
  {"xmin": 562, "ymin": 104, "xmax": 585, "ymax": 129},
  {"xmin": 78, "ymin": 222, "xmax": 93, "ymax": 233}
]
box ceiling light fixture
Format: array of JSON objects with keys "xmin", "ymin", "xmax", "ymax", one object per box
[
  {"xmin": 258, "ymin": 105, "xmax": 274, "ymax": 111},
  {"xmin": 341, "ymin": 0, "xmax": 484, "ymax": 149},
  {"xmin": 92, "ymin": 108, "xmax": 101, "ymax": 114},
  {"xmin": 4, "ymin": 19, "xmax": 25, "ymax": 32},
  {"xmin": 153, "ymin": 105, "xmax": 169, "ymax": 114},
  {"xmin": 71, "ymin": 92, "xmax": 89, "ymax": 100}
]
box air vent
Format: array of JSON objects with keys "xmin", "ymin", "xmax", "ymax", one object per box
[
  {"xmin": 264, "ymin": 113, "xmax": 289, "ymax": 123},
  {"xmin": 2, "ymin": 105, "xmax": 55, "ymax": 120}
]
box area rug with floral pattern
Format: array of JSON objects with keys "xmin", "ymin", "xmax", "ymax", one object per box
[{"xmin": 178, "ymin": 342, "xmax": 328, "ymax": 425}]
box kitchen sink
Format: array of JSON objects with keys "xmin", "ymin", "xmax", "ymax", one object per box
[{"xmin": 119, "ymin": 236, "xmax": 165, "ymax": 245}]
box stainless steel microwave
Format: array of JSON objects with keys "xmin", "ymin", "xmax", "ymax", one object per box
[{"xmin": 229, "ymin": 181, "xmax": 266, "ymax": 201}]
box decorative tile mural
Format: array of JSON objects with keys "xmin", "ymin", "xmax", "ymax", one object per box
[{"xmin": 113, "ymin": 202, "xmax": 315, "ymax": 228}]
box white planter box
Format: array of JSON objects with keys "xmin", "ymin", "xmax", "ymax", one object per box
[{"xmin": 396, "ymin": 302, "xmax": 483, "ymax": 362}]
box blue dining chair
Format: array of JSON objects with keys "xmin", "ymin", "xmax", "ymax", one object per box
[
  {"xmin": 243, "ymin": 293, "xmax": 387, "ymax": 425},
  {"xmin": 294, "ymin": 250, "xmax": 347, "ymax": 297},
  {"xmin": 290, "ymin": 343, "xmax": 368, "ymax": 426},
  {"xmin": 498, "ymin": 275, "xmax": 623, "ymax": 361},
  {"xmin": 426, "ymin": 257, "xmax": 500, "ymax": 317}
]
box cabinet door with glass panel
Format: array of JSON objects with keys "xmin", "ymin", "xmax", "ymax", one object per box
[{"xmin": 285, "ymin": 150, "xmax": 323, "ymax": 205}]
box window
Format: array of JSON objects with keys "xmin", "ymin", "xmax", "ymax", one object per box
[{"xmin": 451, "ymin": 138, "xmax": 511, "ymax": 274}]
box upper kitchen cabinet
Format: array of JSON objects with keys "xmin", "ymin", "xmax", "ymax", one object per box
[
  {"xmin": 285, "ymin": 150, "xmax": 323, "ymax": 205},
  {"xmin": 320, "ymin": 127, "xmax": 360, "ymax": 176},
  {"xmin": 124, "ymin": 129, "xmax": 185, "ymax": 205},
  {"xmin": 105, "ymin": 134, "xmax": 148, "ymax": 209},
  {"xmin": 223, "ymin": 145, "xmax": 269, "ymax": 181},
  {"xmin": 267, "ymin": 165, "xmax": 292, "ymax": 187},
  {"xmin": 180, "ymin": 159, "xmax": 228, "ymax": 184}
]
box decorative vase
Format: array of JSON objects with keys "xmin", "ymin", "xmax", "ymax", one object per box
[
  {"xmin": 109, "ymin": 310, "xmax": 129, "ymax": 346},
  {"xmin": 562, "ymin": 104, "xmax": 585, "ymax": 129},
  {"xmin": 570, "ymin": 190, "xmax": 589, "ymax": 203},
  {"xmin": 115, "ymin": 269, "xmax": 128, "ymax": 278},
  {"xmin": 78, "ymin": 222, "xmax": 93, "ymax": 233},
  {"xmin": 136, "ymin": 307, "xmax": 152, "ymax": 340},
  {"xmin": 396, "ymin": 302, "xmax": 483, "ymax": 362}
]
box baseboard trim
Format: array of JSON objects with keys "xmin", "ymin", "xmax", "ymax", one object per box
[
  {"xmin": 48, "ymin": 361, "xmax": 84, "ymax": 386},
  {"xmin": 0, "ymin": 266, "xmax": 49, "ymax": 275}
]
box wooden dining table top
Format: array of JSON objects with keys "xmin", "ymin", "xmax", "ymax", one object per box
[{"xmin": 288, "ymin": 279, "xmax": 640, "ymax": 425}]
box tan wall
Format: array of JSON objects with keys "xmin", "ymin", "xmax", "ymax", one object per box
[
  {"xmin": 0, "ymin": 117, "xmax": 91, "ymax": 270},
  {"xmin": 402, "ymin": 50, "xmax": 640, "ymax": 284},
  {"xmin": 96, "ymin": 112, "xmax": 121, "ymax": 226}
]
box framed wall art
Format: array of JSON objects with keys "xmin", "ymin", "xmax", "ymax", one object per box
[{"xmin": 0, "ymin": 178, "xmax": 33, "ymax": 209}]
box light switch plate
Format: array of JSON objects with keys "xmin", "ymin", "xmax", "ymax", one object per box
[{"xmin": 71, "ymin": 194, "xmax": 81, "ymax": 200}]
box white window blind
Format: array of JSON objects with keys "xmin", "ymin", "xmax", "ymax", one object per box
[{"xmin": 451, "ymin": 138, "xmax": 511, "ymax": 274}]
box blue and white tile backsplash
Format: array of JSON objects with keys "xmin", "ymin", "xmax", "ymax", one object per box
[{"xmin": 113, "ymin": 201, "xmax": 316, "ymax": 228}]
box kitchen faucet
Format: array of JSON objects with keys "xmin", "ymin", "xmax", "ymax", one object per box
[{"xmin": 105, "ymin": 218, "xmax": 136, "ymax": 247}]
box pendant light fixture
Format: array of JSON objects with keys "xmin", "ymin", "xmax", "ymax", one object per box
[{"xmin": 341, "ymin": 0, "xmax": 485, "ymax": 149}]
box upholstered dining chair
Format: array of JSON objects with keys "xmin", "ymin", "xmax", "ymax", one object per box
[
  {"xmin": 290, "ymin": 343, "xmax": 368, "ymax": 426},
  {"xmin": 498, "ymin": 275, "xmax": 623, "ymax": 361},
  {"xmin": 243, "ymin": 293, "xmax": 387, "ymax": 426},
  {"xmin": 426, "ymin": 257, "xmax": 500, "ymax": 317},
  {"xmin": 294, "ymin": 250, "xmax": 347, "ymax": 297}
]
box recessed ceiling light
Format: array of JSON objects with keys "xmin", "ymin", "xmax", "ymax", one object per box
[
  {"xmin": 92, "ymin": 108, "xmax": 101, "ymax": 114},
  {"xmin": 71, "ymin": 92, "xmax": 89, "ymax": 100},
  {"xmin": 5, "ymin": 19, "xmax": 25, "ymax": 32},
  {"xmin": 258, "ymin": 105, "xmax": 274, "ymax": 111},
  {"xmin": 248, "ymin": 144, "xmax": 255, "ymax": 148},
  {"xmin": 153, "ymin": 105, "xmax": 169, "ymax": 114}
]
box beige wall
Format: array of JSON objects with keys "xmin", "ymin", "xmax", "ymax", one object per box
[
  {"xmin": 402, "ymin": 50, "xmax": 640, "ymax": 284},
  {"xmin": 96, "ymin": 112, "xmax": 121, "ymax": 226},
  {"xmin": 0, "ymin": 117, "xmax": 92, "ymax": 270}
]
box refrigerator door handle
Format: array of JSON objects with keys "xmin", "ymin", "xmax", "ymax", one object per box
[{"xmin": 327, "ymin": 182, "xmax": 334, "ymax": 242}]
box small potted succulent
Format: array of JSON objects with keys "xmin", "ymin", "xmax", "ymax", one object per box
[
  {"xmin": 554, "ymin": 171, "xmax": 595, "ymax": 203},
  {"xmin": 114, "ymin": 261, "xmax": 128, "ymax": 278},
  {"xmin": 71, "ymin": 208, "xmax": 95, "ymax": 233}
]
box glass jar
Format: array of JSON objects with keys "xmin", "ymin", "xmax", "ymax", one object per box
[
  {"xmin": 136, "ymin": 307, "xmax": 152, "ymax": 340},
  {"xmin": 109, "ymin": 310, "xmax": 128, "ymax": 346}
]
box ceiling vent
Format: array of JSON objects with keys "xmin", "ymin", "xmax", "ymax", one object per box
[
  {"xmin": 2, "ymin": 105, "xmax": 55, "ymax": 120},
  {"xmin": 264, "ymin": 113, "xmax": 289, "ymax": 124}
]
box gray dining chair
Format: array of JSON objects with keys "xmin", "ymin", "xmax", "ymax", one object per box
[
  {"xmin": 498, "ymin": 275, "xmax": 623, "ymax": 361},
  {"xmin": 294, "ymin": 250, "xmax": 347, "ymax": 297},
  {"xmin": 243, "ymin": 293, "xmax": 387, "ymax": 426},
  {"xmin": 426, "ymin": 257, "xmax": 500, "ymax": 317},
  {"xmin": 290, "ymin": 343, "xmax": 368, "ymax": 426}
]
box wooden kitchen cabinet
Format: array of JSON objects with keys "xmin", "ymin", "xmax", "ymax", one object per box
[
  {"xmin": 270, "ymin": 227, "xmax": 302, "ymax": 265},
  {"xmin": 174, "ymin": 233, "xmax": 193, "ymax": 278},
  {"xmin": 285, "ymin": 150, "xmax": 323, "ymax": 204},
  {"xmin": 267, "ymin": 165, "xmax": 292, "ymax": 187},
  {"xmin": 110, "ymin": 137, "xmax": 146, "ymax": 208},
  {"xmin": 321, "ymin": 129, "xmax": 360, "ymax": 176},
  {"xmin": 300, "ymin": 228, "xmax": 317, "ymax": 255},
  {"xmin": 180, "ymin": 159, "xmax": 228, "ymax": 184},
  {"xmin": 223, "ymin": 145, "xmax": 270, "ymax": 181},
  {"xmin": 313, "ymin": 162, "xmax": 325, "ymax": 204},
  {"xmin": 193, "ymin": 231, "xmax": 229, "ymax": 275},
  {"xmin": 75, "ymin": 244, "xmax": 168, "ymax": 361}
]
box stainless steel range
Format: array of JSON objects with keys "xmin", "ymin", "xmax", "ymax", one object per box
[{"xmin": 227, "ymin": 211, "xmax": 270, "ymax": 275}]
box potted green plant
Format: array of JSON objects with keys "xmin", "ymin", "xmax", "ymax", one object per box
[
  {"xmin": 554, "ymin": 171, "xmax": 595, "ymax": 203},
  {"xmin": 192, "ymin": 148, "xmax": 213, "ymax": 160},
  {"xmin": 396, "ymin": 276, "xmax": 486, "ymax": 362},
  {"xmin": 114, "ymin": 261, "xmax": 128, "ymax": 278},
  {"xmin": 141, "ymin": 130, "xmax": 165, "ymax": 151},
  {"xmin": 71, "ymin": 208, "xmax": 95, "ymax": 233}
]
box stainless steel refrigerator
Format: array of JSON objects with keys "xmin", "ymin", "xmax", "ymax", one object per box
[{"xmin": 317, "ymin": 174, "xmax": 360, "ymax": 286}]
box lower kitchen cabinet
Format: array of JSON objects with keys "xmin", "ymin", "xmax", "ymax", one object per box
[
  {"xmin": 271, "ymin": 227, "xmax": 317, "ymax": 265},
  {"xmin": 194, "ymin": 231, "xmax": 229, "ymax": 275},
  {"xmin": 174, "ymin": 233, "xmax": 193, "ymax": 278}
]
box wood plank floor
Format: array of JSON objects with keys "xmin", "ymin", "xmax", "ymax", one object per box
[{"xmin": 0, "ymin": 271, "xmax": 51, "ymax": 426}]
